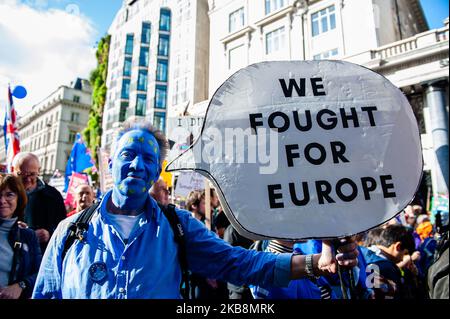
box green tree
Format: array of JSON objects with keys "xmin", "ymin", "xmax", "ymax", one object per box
[{"xmin": 83, "ymin": 34, "xmax": 111, "ymax": 168}]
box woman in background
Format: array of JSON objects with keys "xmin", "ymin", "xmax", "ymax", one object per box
[{"xmin": 0, "ymin": 174, "xmax": 42, "ymax": 299}]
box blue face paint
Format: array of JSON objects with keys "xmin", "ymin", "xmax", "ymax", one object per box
[{"xmin": 111, "ymin": 129, "xmax": 161, "ymax": 211}]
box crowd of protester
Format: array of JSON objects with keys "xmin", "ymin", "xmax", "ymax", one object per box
[{"xmin": 0, "ymin": 149, "xmax": 447, "ymax": 299}]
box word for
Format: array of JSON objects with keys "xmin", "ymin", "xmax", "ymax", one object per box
[
  {"xmin": 249, "ymin": 106, "xmax": 378, "ymax": 134},
  {"xmin": 285, "ymin": 141, "xmax": 349, "ymax": 166},
  {"xmin": 268, "ymin": 175, "xmax": 396, "ymax": 208}
]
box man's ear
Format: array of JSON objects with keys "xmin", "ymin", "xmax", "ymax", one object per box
[{"xmin": 394, "ymin": 241, "xmax": 402, "ymax": 252}]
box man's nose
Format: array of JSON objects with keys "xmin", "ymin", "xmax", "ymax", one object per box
[{"xmin": 130, "ymin": 155, "xmax": 145, "ymax": 170}]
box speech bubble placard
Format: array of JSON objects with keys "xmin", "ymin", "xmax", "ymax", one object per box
[{"xmin": 166, "ymin": 61, "xmax": 423, "ymax": 240}]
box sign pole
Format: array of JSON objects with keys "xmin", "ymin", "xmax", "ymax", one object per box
[{"xmin": 205, "ymin": 178, "xmax": 211, "ymax": 231}]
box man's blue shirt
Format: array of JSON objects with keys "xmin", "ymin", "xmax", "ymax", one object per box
[{"xmin": 32, "ymin": 191, "xmax": 292, "ymax": 299}]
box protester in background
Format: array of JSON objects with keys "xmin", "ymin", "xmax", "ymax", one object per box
[
  {"xmin": 67, "ymin": 184, "xmax": 95, "ymax": 217},
  {"xmin": 223, "ymin": 224, "xmax": 254, "ymax": 299},
  {"xmin": 149, "ymin": 178, "xmax": 170, "ymax": 206},
  {"xmin": 0, "ymin": 174, "xmax": 42, "ymax": 299},
  {"xmin": 360, "ymin": 225, "xmax": 416, "ymax": 299},
  {"xmin": 186, "ymin": 189, "xmax": 226, "ymax": 299},
  {"xmin": 186, "ymin": 190, "xmax": 205, "ymax": 222},
  {"xmin": 210, "ymin": 189, "xmax": 230, "ymax": 236},
  {"xmin": 12, "ymin": 153, "xmax": 66, "ymax": 252},
  {"xmin": 213, "ymin": 207, "xmax": 229, "ymax": 239}
]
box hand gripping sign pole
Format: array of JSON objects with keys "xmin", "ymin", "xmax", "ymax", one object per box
[{"xmin": 166, "ymin": 61, "xmax": 423, "ymax": 296}]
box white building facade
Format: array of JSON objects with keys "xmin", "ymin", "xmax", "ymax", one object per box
[
  {"xmin": 0, "ymin": 79, "xmax": 92, "ymax": 180},
  {"xmin": 208, "ymin": 0, "xmax": 428, "ymax": 95},
  {"xmin": 102, "ymin": 0, "xmax": 210, "ymax": 148}
]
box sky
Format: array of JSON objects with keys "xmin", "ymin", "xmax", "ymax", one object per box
[
  {"xmin": 0, "ymin": 0, "xmax": 448, "ymax": 120},
  {"xmin": 0, "ymin": 0, "xmax": 122, "ymax": 119}
]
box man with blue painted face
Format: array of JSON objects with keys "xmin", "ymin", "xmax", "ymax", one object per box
[{"xmin": 32, "ymin": 120, "xmax": 359, "ymax": 299}]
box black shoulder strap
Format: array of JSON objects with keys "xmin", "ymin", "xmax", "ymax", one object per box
[
  {"xmin": 159, "ymin": 203, "xmax": 190, "ymax": 300},
  {"xmin": 9, "ymin": 225, "xmax": 22, "ymax": 284},
  {"xmin": 62, "ymin": 201, "xmax": 100, "ymax": 262}
]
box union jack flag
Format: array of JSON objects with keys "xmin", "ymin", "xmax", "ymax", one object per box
[{"xmin": 3, "ymin": 85, "xmax": 20, "ymax": 173}]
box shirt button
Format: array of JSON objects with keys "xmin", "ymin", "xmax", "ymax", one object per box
[
  {"xmin": 119, "ymin": 287, "xmax": 125, "ymax": 293},
  {"xmin": 121, "ymin": 256, "xmax": 126, "ymax": 261}
]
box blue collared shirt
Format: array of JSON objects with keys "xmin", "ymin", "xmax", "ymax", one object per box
[{"xmin": 32, "ymin": 191, "xmax": 292, "ymax": 299}]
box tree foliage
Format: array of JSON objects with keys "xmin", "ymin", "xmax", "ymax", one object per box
[{"xmin": 82, "ymin": 34, "xmax": 111, "ymax": 167}]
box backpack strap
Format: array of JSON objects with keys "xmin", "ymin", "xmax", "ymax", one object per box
[
  {"xmin": 158, "ymin": 203, "xmax": 190, "ymax": 300},
  {"xmin": 62, "ymin": 201, "xmax": 100, "ymax": 262},
  {"xmin": 8, "ymin": 225, "xmax": 22, "ymax": 284}
]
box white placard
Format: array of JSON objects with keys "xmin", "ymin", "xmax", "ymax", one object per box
[
  {"xmin": 174, "ymin": 170, "xmax": 205, "ymax": 197},
  {"xmin": 167, "ymin": 61, "xmax": 423, "ymax": 240}
]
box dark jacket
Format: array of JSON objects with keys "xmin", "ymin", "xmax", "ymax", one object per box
[
  {"xmin": 25, "ymin": 182, "xmax": 66, "ymax": 251},
  {"xmin": 8, "ymin": 222, "xmax": 42, "ymax": 299},
  {"xmin": 361, "ymin": 246, "xmax": 404, "ymax": 299}
]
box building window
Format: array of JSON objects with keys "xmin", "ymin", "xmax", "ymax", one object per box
[
  {"xmin": 158, "ymin": 34, "xmax": 170, "ymax": 56},
  {"xmin": 136, "ymin": 94, "xmax": 147, "ymax": 116},
  {"xmin": 153, "ymin": 112, "xmax": 166, "ymax": 132},
  {"xmin": 313, "ymin": 48, "xmax": 339, "ymax": 60},
  {"xmin": 229, "ymin": 44, "xmax": 246, "ymax": 70},
  {"xmin": 229, "ymin": 7, "xmax": 245, "ymax": 33},
  {"xmin": 141, "ymin": 22, "xmax": 151, "ymax": 44},
  {"xmin": 139, "ymin": 46, "xmax": 149, "ymax": 67},
  {"xmin": 160, "ymin": 8, "xmax": 171, "ymax": 31},
  {"xmin": 312, "ymin": 5, "xmax": 336, "ymax": 37},
  {"xmin": 71, "ymin": 112, "xmax": 80, "ymax": 123},
  {"xmin": 121, "ymin": 79, "xmax": 130, "ymax": 99},
  {"xmin": 119, "ymin": 102, "xmax": 128, "ymax": 122},
  {"xmin": 69, "ymin": 131, "xmax": 77, "ymax": 144},
  {"xmin": 266, "ymin": 26, "xmax": 285, "ymax": 54},
  {"xmin": 123, "ymin": 56, "xmax": 132, "ymax": 76},
  {"xmin": 156, "ymin": 60, "xmax": 168, "ymax": 82},
  {"xmin": 155, "ymin": 85, "xmax": 167, "ymax": 109},
  {"xmin": 125, "ymin": 34, "xmax": 134, "ymax": 55},
  {"xmin": 73, "ymin": 95, "xmax": 80, "ymax": 103},
  {"xmin": 137, "ymin": 70, "xmax": 148, "ymax": 91},
  {"xmin": 265, "ymin": 0, "xmax": 284, "ymax": 15}
]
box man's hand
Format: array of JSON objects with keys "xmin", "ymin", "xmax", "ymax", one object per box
[
  {"xmin": 290, "ymin": 237, "xmax": 359, "ymax": 279},
  {"xmin": 0, "ymin": 284, "xmax": 23, "ymax": 299},
  {"xmin": 35, "ymin": 229, "xmax": 50, "ymax": 243},
  {"xmin": 318, "ymin": 238, "xmax": 359, "ymax": 275}
]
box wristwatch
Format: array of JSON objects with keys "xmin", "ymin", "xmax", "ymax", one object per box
[
  {"xmin": 305, "ymin": 254, "xmax": 318, "ymax": 279},
  {"xmin": 18, "ymin": 281, "xmax": 27, "ymax": 290}
]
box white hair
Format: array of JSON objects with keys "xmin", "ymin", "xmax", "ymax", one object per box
[{"xmin": 12, "ymin": 152, "xmax": 40, "ymax": 170}]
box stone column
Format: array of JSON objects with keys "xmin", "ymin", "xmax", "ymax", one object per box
[{"xmin": 425, "ymin": 81, "xmax": 449, "ymax": 194}]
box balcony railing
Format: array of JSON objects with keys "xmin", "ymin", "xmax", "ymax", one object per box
[{"xmin": 345, "ymin": 24, "xmax": 449, "ymax": 65}]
